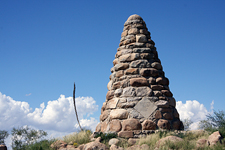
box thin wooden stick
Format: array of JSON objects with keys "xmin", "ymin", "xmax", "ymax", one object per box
[{"xmin": 73, "ymin": 82, "xmax": 83, "ymax": 131}]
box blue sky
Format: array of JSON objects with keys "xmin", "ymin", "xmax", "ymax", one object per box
[{"xmin": 1, "ymin": 0, "xmax": 225, "ymax": 147}]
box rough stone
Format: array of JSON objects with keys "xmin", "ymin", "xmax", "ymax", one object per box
[
  {"xmin": 100, "ymin": 110, "xmax": 110, "ymax": 121},
  {"xmin": 142, "ymin": 120, "xmax": 156, "ymax": 130},
  {"xmin": 151, "ymin": 85, "xmax": 164, "ymax": 90},
  {"xmin": 0, "ymin": 145, "xmax": 7, "ymax": 150},
  {"xmin": 118, "ymin": 131, "xmax": 134, "ymax": 138},
  {"xmin": 173, "ymin": 120, "xmax": 181, "ymax": 130},
  {"xmin": 108, "ymin": 138, "xmax": 119, "ymax": 146},
  {"xmin": 110, "ymin": 109, "xmax": 128, "ymax": 119},
  {"xmin": 173, "ymin": 109, "xmax": 180, "ymax": 118},
  {"xmin": 168, "ymin": 97, "xmax": 176, "ymax": 107},
  {"xmin": 140, "ymin": 53, "xmax": 154, "ymax": 59},
  {"xmin": 130, "ymin": 60, "xmax": 149, "ymax": 68},
  {"xmin": 101, "ymin": 102, "xmax": 106, "ymax": 113},
  {"xmin": 163, "ymin": 112, "xmax": 173, "ymax": 120},
  {"xmin": 119, "ymin": 53, "xmax": 140, "ymax": 62},
  {"xmin": 148, "ymin": 77, "xmax": 156, "ymax": 84},
  {"xmin": 136, "ymin": 87, "xmax": 152, "ymax": 97},
  {"xmin": 122, "ymin": 87, "xmax": 136, "ymax": 97},
  {"xmin": 115, "ymin": 70, "xmax": 124, "ymax": 78},
  {"xmin": 127, "ymin": 97, "xmax": 141, "ymax": 102},
  {"xmin": 83, "ymin": 141, "xmax": 108, "ymax": 150},
  {"xmin": 101, "ymin": 121, "xmax": 109, "ymax": 132},
  {"xmin": 95, "ymin": 123, "xmax": 101, "ymax": 132},
  {"xmin": 106, "ymin": 98, "xmax": 119, "ymax": 109},
  {"xmin": 153, "ymin": 91, "xmax": 163, "ymax": 96},
  {"xmin": 140, "ymin": 68, "xmax": 158, "ymax": 77},
  {"xmin": 161, "ymin": 90, "xmax": 173, "ymax": 97},
  {"xmin": 134, "ymin": 98, "xmax": 157, "ymax": 118},
  {"xmin": 112, "ymin": 81, "xmax": 121, "ymax": 90},
  {"xmin": 114, "ymin": 89, "xmax": 123, "ymax": 97},
  {"xmin": 107, "ymin": 80, "xmax": 113, "ymax": 91},
  {"xmin": 114, "ymin": 63, "xmax": 129, "ymax": 71},
  {"xmin": 136, "ymin": 34, "xmax": 147, "ymax": 43},
  {"xmin": 133, "ymin": 48, "xmax": 151, "ymax": 53},
  {"xmin": 128, "ymin": 138, "xmax": 138, "ymax": 146},
  {"xmin": 106, "ymin": 90, "xmax": 115, "ymax": 100},
  {"xmin": 122, "ymin": 118, "xmax": 142, "ymax": 131},
  {"xmin": 155, "ymin": 100, "xmax": 169, "ymax": 108},
  {"xmin": 207, "ymin": 131, "xmax": 223, "ymax": 146},
  {"xmin": 125, "ymin": 68, "xmax": 139, "ymax": 75},
  {"xmin": 130, "ymin": 78, "xmax": 148, "ymax": 87},
  {"xmin": 128, "ymin": 28, "xmax": 139, "ymax": 35},
  {"xmin": 113, "ymin": 59, "xmax": 119, "ymax": 66},
  {"xmin": 51, "ymin": 140, "xmax": 67, "ymax": 149},
  {"xmin": 151, "ymin": 62, "xmax": 162, "ymax": 70},
  {"xmin": 156, "ymin": 77, "xmax": 169, "ymax": 85},
  {"xmin": 157, "ymin": 119, "xmax": 170, "ymax": 129},
  {"xmin": 110, "ymin": 144, "xmax": 124, "ymax": 150},
  {"xmin": 109, "ymin": 120, "xmax": 122, "ymax": 132},
  {"xmin": 155, "ymin": 110, "xmax": 162, "ymax": 119}
]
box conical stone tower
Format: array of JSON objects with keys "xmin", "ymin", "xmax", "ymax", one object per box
[{"xmin": 96, "ymin": 14, "xmax": 183, "ymax": 137}]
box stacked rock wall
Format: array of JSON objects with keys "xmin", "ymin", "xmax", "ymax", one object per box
[{"xmin": 96, "ymin": 14, "xmax": 183, "ymax": 138}]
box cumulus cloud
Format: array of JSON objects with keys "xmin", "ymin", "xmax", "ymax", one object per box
[
  {"xmin": 0, "ymin": 92, "xmax": 99, "ymax": 132},
  {"xmin": 176, "ymin": 100, "xmax": 213, "ymax": 130}
]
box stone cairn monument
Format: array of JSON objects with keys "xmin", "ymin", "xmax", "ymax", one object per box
[{"xmin": 96, "ymin": 14, "xmax": 183, "ymax": 138}]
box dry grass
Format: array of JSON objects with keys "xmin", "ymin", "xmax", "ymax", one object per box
[{"xmin": 62, "ymin": 130, "xmax": 92, "ymax": 146}]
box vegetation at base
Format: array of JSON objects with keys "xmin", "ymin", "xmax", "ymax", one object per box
[
  {"xmin": 11, "ymin": 126, "xmax": 52, "ymax": 150},
  {"xmin": 0, "ymin": 130, "xmax": 9, "ymax": 144},
  {"xmin": 94, "ymin": 132, "xmax": 117, "ymax": 145},
  {"xmin": 199, "ymin": 110, "xmax": 225, "ymax": 137},
  {"xmin": 62, "ymin": 129, "xmax": 92, "ymax": 147}
]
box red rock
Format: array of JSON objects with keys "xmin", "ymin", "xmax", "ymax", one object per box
[
  {"xmin": 140, "ymin": 68, "xmax": 158, "ymax": 77},
  {"xmin": 172, "ymin": 120, "xmax": 181, "ymax": 130},
  {"xmin": 0, "ymin": 145, "xmax": 7, "ymax": 150},
  {"xmin": 157, "ymin": 119, "xmax": 170, "ymax": 129},
  {"xmin": 151, "ymin": 85, "xmax": 164, "ymax": 90},
  {"xmin": 130, "ymin": 78, "xmax": 148, "ymax": 87},
  {"xmin": 142, "ymin": 120, "xmax": 156, "ymax": 130},
  {"xmin": 156, "ymin": 77, "xmax": 169, "ymax": 85},
  {"xmin": 173, "ymin": 109, "xmax": 180, "ymax": 118},
  {"xmin": 155, "ymin": 110, "xmax": 162, "ymax": 119},
  {"xmin": 118, "ymin": 131, "xmax": 134, "ymax": 138},
  {"xmin": 122, "ymin": 118, "xmax": 142, "ymax": 131},
  {"xmin": 161, "ymin": 90, "xmax": 173, "ymax": 97},
  {"xmin": 163, "ymin": 112, "xmax": 173, "ymax": 120},
  {"xmin": 109, "ymin": 120, "xmax": 122, "ymax": 132},
  {"xmin": 125, "ymin": 68, "xmax": 139, "ymax": 75}
]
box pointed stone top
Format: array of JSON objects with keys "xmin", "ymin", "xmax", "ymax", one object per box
[
  {"xmin": 124, "ymin": 14, "xmax": 145, "ymax": 26},
  {"xmin": 127, "ymin": 14, "xmax": 143, "ymax": 21}
]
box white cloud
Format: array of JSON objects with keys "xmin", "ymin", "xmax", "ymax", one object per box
[
  {"xmin": 0, "ymin": 93, "xmax": 99, "ymax": 132},
  {"xmin": 0, "ymin": 92, "xmax": 99, "ymax": 149},
  {"xmin": 176, "ymin": 100, "xmax": 213, "ymax": 130}
]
